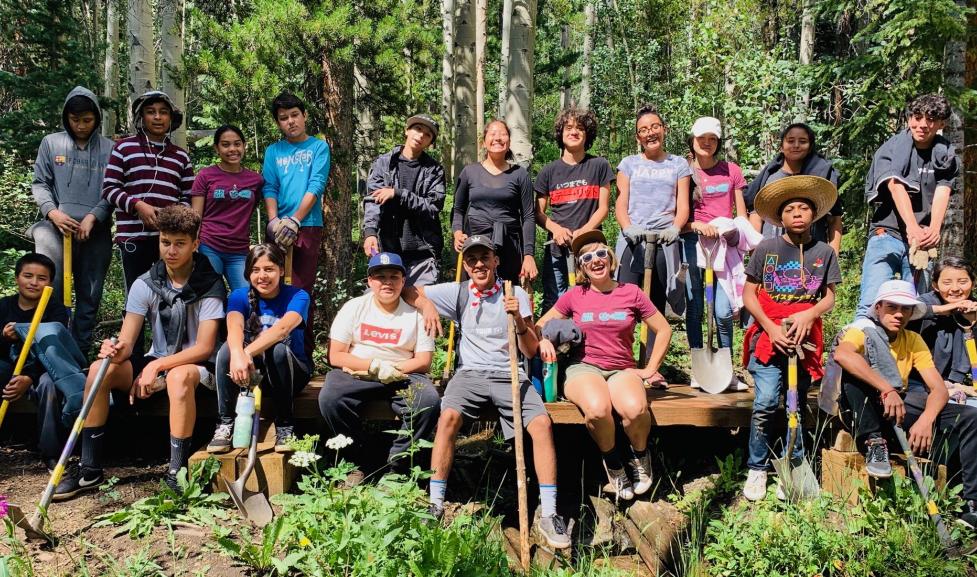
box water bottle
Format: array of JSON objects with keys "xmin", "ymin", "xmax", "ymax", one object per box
[
  {"xmin": 232, "ymin": 391, "xmax": 255, "ymax": 448},
  {"xmin": 543, "ymin": 361, "xmax": 558, "ymax": 402}
]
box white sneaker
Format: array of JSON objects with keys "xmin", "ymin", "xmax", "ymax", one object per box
[
  {"xmin": 629, "ymin": 450, "xmax": 654, "ymax": 496},
  {"xmin": 604, "ymin": 464, "xmax": 635, "ymax": 501},
  {"xmin": 743, "ymin": 469, "xmax": 767, "ymax": 501},
  {"xmin": 728, "ymin": 375, "xmax": 749, "ymax": 392}
]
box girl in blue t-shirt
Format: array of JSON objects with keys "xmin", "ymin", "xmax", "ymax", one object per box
[{"xmin": 207, "ymin": 243, "xmax": 311, "ymax": 453}]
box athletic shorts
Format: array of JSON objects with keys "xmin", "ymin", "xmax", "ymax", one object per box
[
  {"xmin": 441, "ymin": 369, "xmax": 548, "ymax": 439},
  {"xmin": 564, "ymin": 362, "xmax": 633, "ymax": 383}
]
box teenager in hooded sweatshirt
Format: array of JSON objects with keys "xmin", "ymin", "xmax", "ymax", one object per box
[{"xmin": 31, "ymin": 86, "xmax": 115, "ymax": 356}]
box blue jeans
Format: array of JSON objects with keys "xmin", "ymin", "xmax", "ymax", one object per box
[
  {"xmin": 682, "ymin": 233, "xmax": 734, "ymax": 349},
  {"xmin": 856, "ymin": 233, "xmax": 913, "ymax": 319},
  {"xmin": 199, "ymin": 243, "xmax": 248, "ymax": 291},
  {"xmin": 541, "ymin": 244, "xmax": 571, "ymax": 313},
  {"xmin": 747, "ymin": 355, "xmax": 811, "ymax": 471}
]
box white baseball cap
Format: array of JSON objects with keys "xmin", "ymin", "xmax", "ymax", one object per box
[
  {"xmin": 870, "ymin": 279, "xmax": 929, "ymax": 321},
  {"xmin": 691, "ymin": 117, "xmax": 722, "ymax": 138}
]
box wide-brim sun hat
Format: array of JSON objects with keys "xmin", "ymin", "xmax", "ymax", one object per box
[
  {"xmin": 753, "ymin": 175, "xmax": 837, "ymax": 227},
  {"xmin": 869, "ymin": 279, "xmax": 929, "ymax": 321},
  {"xmin": 570, "ymin": 229, "xmax": 607, "ymax": 257}
]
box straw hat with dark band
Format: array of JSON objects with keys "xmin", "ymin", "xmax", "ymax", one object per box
[
  {"xmin": 570, "ymin": 229, "xmax": 607, "ymax": 256},
  {"xmin": 753, "ymin": 175, "xmax": 837, "ymax": 227}
]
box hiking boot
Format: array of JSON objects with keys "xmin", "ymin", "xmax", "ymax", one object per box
[
  {"xmin": 52, "ymin": 466, "xmax": 104, "ymax": 501},
  {"xmin": 743, "ymin": 469, "xmax": 767, "ymax": 501},
  {"xmin": 604, "ymin": 464, "xmax": 635, "ymax": 501},
  {"xmin": 629, "ymin": 450, "xmax": 654, "ymax": 496},
  {"xmin": 958, "ymin": 500, "xmax": 977, "ymax": 530},
  {"xmin": 537, "ymin": 514, "xmax": 572, "ymax": 549},
  {"xmin": 274, "ymin": 425, "xmax": 295, "ymax": 453},
  {"xmin": 207, "ymin": 423, "xmax": 233, "ymax": 453},
  {"xmin": 864, "ymin": 436, "xmax": 892, "ymax": 478}
]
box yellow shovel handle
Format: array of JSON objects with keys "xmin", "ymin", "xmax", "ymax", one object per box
[{"xmin": 63, "ymin": 234, "xmax": 73, "ymax": 307}]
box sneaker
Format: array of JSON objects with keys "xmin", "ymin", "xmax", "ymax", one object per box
[
  {"xmin": 427, "ymin": 502, "xmax": 445, "ymax": 522},
  {"xmin": 743, "ymin": 469, "xmax": 767, "ymax": 501},
  {"xmin": 52, "ymin": 466, "xmax": 104, "ymax": 501},
  {"xmin": 537, "ymin": 514, "xmax": 572, "ymax": 549},
  {"xmin": 274, "ymin": 425, "xmax": 295, "ymax": 453},
  {"xmin": 163, "ymin": 471, "xmax": 181, "ymax": 494},
  {"xmin": 728, "ymin": 375, "xmax": 749, "ymax": 392},
  {"xmin": 207, "ymin": 423, "xmax": 233, "ymax": 453},
  {"xmin": 864, "ymin": 436, "xmax": 892, "ymax": 478},
  {"xmin": 958, "ymin": 500, "xmax": 977, "ymax": 530},
  {"xmin": 604, "ymin": 464, "xmax": 635, "ymax": 501},
  {"xmin": 629, "ymin": 450, "xmax": 654, "ymax": 496}
]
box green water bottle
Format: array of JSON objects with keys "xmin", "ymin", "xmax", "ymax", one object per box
[
  {"xmin": 232, "ymin": 391, "xmax": 255, "ymax": 448},
  {"xmin": 543, "ymin": 361, "xmax": 558, "ymax": 402}
]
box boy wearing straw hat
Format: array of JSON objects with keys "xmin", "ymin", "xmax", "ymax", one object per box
[
  {"xmin": 741, "ymin": 176, "xmax": 842, "ymax": 501},
  {"xmin": 832, "ymin": 279, "xmax": 977, "ymax": 529}
]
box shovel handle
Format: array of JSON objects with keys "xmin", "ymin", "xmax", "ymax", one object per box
[
  {"xmin": 964, "ymin": 333, "xmax": 977, "ymax": 383},
  {"xmin": 893, "ymin": 426, "xmax": 955, "ymax": 550},
  {"xmin": 442, "ymin": 251, "xmax": 464, "ymax": 381},
  {"xmin": 0, "ymin": 286, "xmax": 54, "ymax": 431},
  {"xmin": 284, "ymin": 246, "xmax": 293, "ymax": 285},
  {"xmin": 63, "ymin": 234, "xmax": 73, "ymax": 308}
]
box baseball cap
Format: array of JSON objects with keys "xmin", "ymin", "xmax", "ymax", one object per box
[
  {"xmin": 690, "ymin": 117, "xmax": 722, "ymax": 138},
  {"xmin": 406, "ymin": 114, "xmax": 439, "ymax": 141},
  {"xmin": 461, "ymin": 235, "xmax": 495, "ymax": 255},
  {"xmin": 367, "ymin": 252, "xmax": 407, "ymax": 276}
]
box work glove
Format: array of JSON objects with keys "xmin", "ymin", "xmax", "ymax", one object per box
[
  {"xmin": 908, "ymin": 240, "xmax": 937, "ymax": 271},
  {"xmin": 623, "ymin": 225, "xmax": 645, "ymax": 244},
  {"xmin": 658, "ymin": 225, "xmax": 680, "ymax": 245},
  {"xmin": 273, "ymin": 216, "xmax": 301, "ymax": 248},
  {"xmin": 370, "ymin": 358, "xmax": 406, "ymax": 384}
]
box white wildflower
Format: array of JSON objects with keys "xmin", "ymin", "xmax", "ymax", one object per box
[
  {"xmin": 324, "ymin": 434, "xmax": 354, "ymax": 451},
  {"xmin": 289, "ymin": 451, "xmax": 322, "ymax": 468}
]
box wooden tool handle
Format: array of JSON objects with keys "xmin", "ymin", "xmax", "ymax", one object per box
[{"xmin": 505, "ymin": 280, "xmax": 530, "ymax": 570}]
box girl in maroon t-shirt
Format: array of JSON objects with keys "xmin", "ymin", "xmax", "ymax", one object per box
[
  {"xmin": 190, "ymin": 125, "xmax": 263, "ymax": 291},
  {"xmin": 536, "ymin": 230, "xmax": 671, "ymax": 502}
]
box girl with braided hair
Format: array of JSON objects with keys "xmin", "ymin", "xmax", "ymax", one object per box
[{"xmin": 209, "ymin": 243, "xmax": 311, "ymax": 453}]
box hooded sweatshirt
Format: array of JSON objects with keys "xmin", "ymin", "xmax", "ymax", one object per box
[{"xmin": 31, "ymin": 86, "xmax": 115, "ymax": 223}]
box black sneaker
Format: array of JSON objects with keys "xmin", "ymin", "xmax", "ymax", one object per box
[
  {"xmin": 864, "ymin": 436, "xmax": 892, "ymax": 478},
  {"xmin": 52, "ymin": 466, "xmax": 104, "ymax": 501},
  {"xmin": 274, "ymin": 425, "xmax": 295, "ymax": 453},
  {"xmin": 958, "ymin": 500, "xmax": 977, "ymax": 530},
  {"xmin": 163, "ymin": 471, "xmax": 181, "ymax": 494},
  {"xmin": 207, "ymin": 423, "xmax": 233, "ymax": 453}
]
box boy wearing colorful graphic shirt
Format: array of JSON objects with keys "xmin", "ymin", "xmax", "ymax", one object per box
[
  {"xmin": 407, "ymin": 235, "xmax": 571, "ymax": 549},
  {"xmin": 740, "ymin": 176, "xmax": 841, "ymax": 501},
  {"xmin": 262, "ymin": 92, "xmax": 331, "ymax": 361},
  {"xmin": 535, "ymin": 107, "xmax": 612, "ymax": 311},
  {"xmin": 319, "ymin": 252, "xmax": 440, "ymax": 475}
]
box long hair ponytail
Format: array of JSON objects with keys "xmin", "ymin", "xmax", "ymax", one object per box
[{"xmin": 243, "ymin": 243, "xmax": 287, "ymax": 339}]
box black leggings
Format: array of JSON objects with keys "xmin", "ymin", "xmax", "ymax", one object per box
[{"xmin": 215, "ymin": 341, "xmax": 310, "ymax": 427}]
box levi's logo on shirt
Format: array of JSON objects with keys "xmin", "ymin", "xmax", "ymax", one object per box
[{"xmin": 359, "ymin": 323, "xmax": 401, "ymax": 344}]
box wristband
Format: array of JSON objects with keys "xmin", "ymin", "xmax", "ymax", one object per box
[{"xmin": 881, "ymin": 388, "xmax": 898, "ymax": 401}]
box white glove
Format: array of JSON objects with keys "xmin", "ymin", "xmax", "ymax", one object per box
[
  {"xmin": 623, "ymin": 225, "xmax": 645, "ymax": 244},
  {"xmin": 370, "ymin": 358, "xmax": 406, "ymax": 384}
]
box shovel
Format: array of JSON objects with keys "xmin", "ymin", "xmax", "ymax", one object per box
[
  {"xmin": 771, "ymin": 351, "xmax": 819, "ymax": 501},
  {"xmin": 0, "ymin": 286, "xmax": 53, "ymax": 430},
  {"xmin": 225, "ymin": 384, "xmax": 273, "ymax": 526},
  {"xmin": 7, "ymin": 337, "xmax": 117, "ymax": 544},
  {"xmin": 565, "ymin": 244, "xmax": 576, "ymax": 287},
  {"xmin": 284, "ymin": 246, "xmax": 294, "ymax": 285},
  {"xmin": 636, "ymin": 231, "xmax": 661, "ymax": 367},
  {"xmin": 690, "ymin": 240, "xmax": 733, "ymax": 394}
]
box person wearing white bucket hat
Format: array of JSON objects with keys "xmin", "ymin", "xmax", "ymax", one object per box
[{"xmin": 833, "ymin": 279, "xmax": 977, "ymax": 529}]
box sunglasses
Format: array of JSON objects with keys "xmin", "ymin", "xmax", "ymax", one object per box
[{"xmin": 579, "ymin": 248, "xmax": 609, "ymax": 264}]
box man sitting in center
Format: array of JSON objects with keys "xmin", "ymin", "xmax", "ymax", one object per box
[{"xmin": 406, "ymin": 235, "xmax": 571, "ymax": 549}]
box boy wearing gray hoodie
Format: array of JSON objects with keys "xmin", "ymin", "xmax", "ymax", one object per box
[{"xmin": 31, "ymin": 86, "xmax": 115, "ymax": 356}]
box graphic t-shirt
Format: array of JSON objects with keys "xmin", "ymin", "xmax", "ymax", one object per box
[
  {"xmin": 692, "ymin": 161, "xmax": 746, "ymax": 223},
  {"xmin": 743, "ymin": 236, "xmax": 841, "ymax": 303},
  {"xmin": 554, "ymin": 283, "xmax": 657, "ymax": 370},
  {"xmin": 534, "ymin": 155, "xmax": 613, "ymax": 234},
  {"xmin": 126, "ymin": 279, "xmax": 225, "ymax": 359},
  {"xmin": 424, "ymin": 281, "xmax": 531, "ymax": 374},
  {"xmin": 840, "ymin": 327, "xmax": 935, "ymax": 389},
  {"xmin": 261, "ymin": 136, "xmax": 331, "ymax": 227},
  {"xmin": 616, "ymin": 153, "xmax": 692, "ymax": 231},
  {"xmin": 329, "ymin": 293, "xmax": 434, "ymax": 363},
  {"xmin": 191, "ymin": 166, "xmax": 263, "ymax": 253},
  {"xmin": 227, "ymin": 285, "xmax": 310, "ymax": 364}
]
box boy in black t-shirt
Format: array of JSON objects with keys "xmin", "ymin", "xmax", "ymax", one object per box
[
  {"xmin": 857, "ymin": 94, "xmax": 958, "ymax": 318},
  {"xmin": 740, "ymin": 176, "xmax": 842, "ymax": 501},
  {"xmin": 535, "ymin": 107, "xmax": 612, "ymax": 311},
  {"xmin": 1, "ymin": 253, "xmax": 72, "ymax": 469}
]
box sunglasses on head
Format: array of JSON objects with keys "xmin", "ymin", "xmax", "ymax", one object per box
[{"xmin": 579, "ymin": 248, "xmax": 609, "ymax": 264}]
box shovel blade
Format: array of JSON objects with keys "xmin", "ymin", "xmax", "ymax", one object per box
[
  {"xmin": 6, "ymin": 503, "xmax": 55, "ymax": 544},
  {"xmin": 690, "ymin": 347, "xmax": 734, "ymax": 394},
  {"xmin": 225, "ymin": 477, "xmax": 273, "ymax": 527},
  {"xmin": 772, "ymin": 455, "xmax": 820, "ymax": 502}
]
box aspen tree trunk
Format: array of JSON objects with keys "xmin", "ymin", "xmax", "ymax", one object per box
[
  {"xmin": 353, "ymin": 63, "xmax": 374, "ymax": 188},
  {"xmin": 498, "ymin": 0, "xmax": 513, "ymax": 118},
  {"xmin": 159, "ymin": 0, "xmax": 186, "ymax": 148},
  {"xmin": 453, "ymin": 0, "xmax": 478, "ymax": 169},
  {"xmin": 796, "ymin": 0, "xmax": 815, "ymax": 121},
  {"xmin": 127, "ymin": 0, "xmax": 156, "ymax": 128},
  {"xmin": 579, "ymin": 1, "xmax": 594, "ymax": 111},
  {"xmin": 475, "ymin": 0, "xmax": 487, "ymax": 139},
  {"xmin": 102, "ymin": 0, "xmax": 120, "ymax": 137},
  {"xmin": 442, "ymin": 0, "xmax": 456, "ymax": 180},
  {"xmin": 503, "ymin": 0, "xmax": 537, "ymax": 166},
  {"xmin": 965, "ymin": 5, "xmax": 977, "ymax": 263},
  {"xmin": 560, "ymin": 24, "xmax": 570, "ymax": 109}
]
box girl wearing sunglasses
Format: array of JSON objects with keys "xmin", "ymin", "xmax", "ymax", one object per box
[{"xmin": 536, "ymin": 230, "xmax": 671, "ymax": 501}]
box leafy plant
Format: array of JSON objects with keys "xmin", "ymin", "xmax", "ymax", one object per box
[
  {"xmin": 212, "ymin": 516, "xmax": 305, "ymax": 576},
  {"xmin": 95, "ymin": 458, "xmax": 229, "ymax": 539}
]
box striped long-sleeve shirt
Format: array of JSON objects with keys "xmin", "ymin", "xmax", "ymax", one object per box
[{"xmin": 101, "ymin": 135, "xmax": 194, "ymax": 242}]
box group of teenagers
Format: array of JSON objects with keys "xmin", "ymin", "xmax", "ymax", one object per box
[{"xmin": 5, "ymin": 83, "xmax": 977, "ymax": 546}]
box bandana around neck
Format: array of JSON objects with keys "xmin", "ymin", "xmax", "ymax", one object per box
[{"xmin": 470, "ymin": 279, "xmax": 502, "ymax": 308}]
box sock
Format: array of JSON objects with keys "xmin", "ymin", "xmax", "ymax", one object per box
[
  {"xmin": 80, "ymin": 426, "xmax": 106, "ymax": 476},
  {"xmin": 630, "ymin": 445, "xmax": 648, "ymax": 461},
  {"xmin": 429, "ymin": 479, "xmax": 447, "ymax": 506},
  {"xmin": 602, "ymin": 447, "xmax": 623, "ymax": 471},
  {"xmin": 539, "ymin": 484, "xmax": 557, "ymax": 517},
  {"xmin": 168, "ymin": 435, "xmax": 194, "ymax": 476}
]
